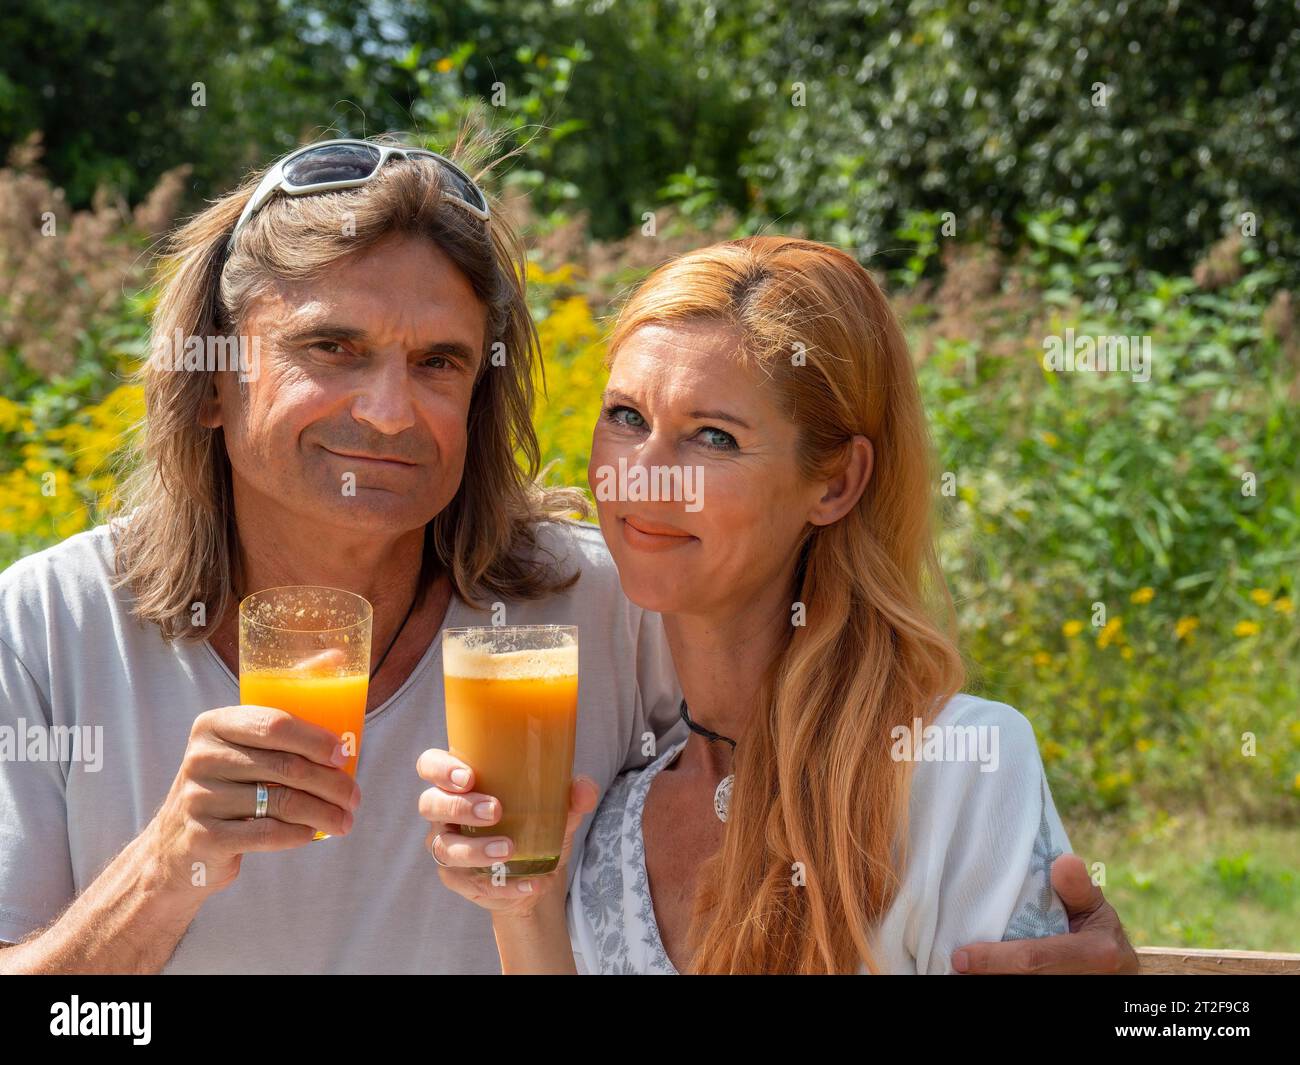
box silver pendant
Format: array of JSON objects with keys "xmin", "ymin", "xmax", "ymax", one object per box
[{"xmin": 714, "ymin": 774, "xmax": 734, "ymax": 822}]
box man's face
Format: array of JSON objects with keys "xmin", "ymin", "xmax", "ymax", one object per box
[{"xmin": 203, "ymin": 232, "xmax": 487, "ymax": 537}]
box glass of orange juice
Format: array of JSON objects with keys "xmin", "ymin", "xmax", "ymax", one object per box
[
  {"xmin": 239, "ymin": 586, "xmax": 372, "ymax": 841},
  {"xmin": 442, "ymin": 625, "xmax": 579, "ymax": 875}
]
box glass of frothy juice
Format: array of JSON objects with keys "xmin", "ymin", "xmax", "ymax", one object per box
[
  {"xmin": 442, "ymin": 625, "xmax": 579, "ymax": 876},
  {"xmin": 238, "ymin": 586, "xmax": 373, "ymax": 841}
]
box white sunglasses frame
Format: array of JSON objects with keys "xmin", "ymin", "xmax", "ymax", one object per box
[{"xmin": 226, "ymin": 138, "xmax": 490, "ymax": 254}]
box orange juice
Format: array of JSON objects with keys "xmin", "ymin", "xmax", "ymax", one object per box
[
  {"xmin": 443, "ymin": 634, "xmax": 578, "ymax": 875},
  {"xmin": 240, "ymin": 669, "xmax": 368, "ymax": 840}
]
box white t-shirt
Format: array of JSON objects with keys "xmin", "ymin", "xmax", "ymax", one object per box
[
  {"xmin": 0, "ymin": 519, "xmax": 682, "ymax": 973},
  {"xmin": 567, "ymin": 692, "xmax": 1072, "ymax": 973}
]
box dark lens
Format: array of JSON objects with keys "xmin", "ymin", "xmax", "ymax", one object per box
[
  {"xmin": 407, "ymin": 151, "xmax": 487, "ymax": 211},
  {"xmin": 283, "ymin": 144, "xmax": 382, "ymax": 187}
]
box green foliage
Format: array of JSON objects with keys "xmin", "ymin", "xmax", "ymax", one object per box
[
  {"xmin": 741, "ymin": 0, "xmax": 1300, "ymax": 278},
  {"xmin": 918, "ymin": 242, "xmax": 1299, "ymax": 819}
]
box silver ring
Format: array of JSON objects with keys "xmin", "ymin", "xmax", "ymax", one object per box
[
  {"xmin": 254, "ymin": 782, "xmax": 269, "ymax": 819},
  {"xmin": 430, "ymin": 832, "xmax": 451, "ymax": 868}
]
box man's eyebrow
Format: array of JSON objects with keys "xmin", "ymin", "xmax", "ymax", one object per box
[
  {"xmin": 602, "ymin": 387, "xmax": 752, "ymax": 430},
  {"xmin": 282, "ymin": 324, "xmax": 479, "ymax": 363}
]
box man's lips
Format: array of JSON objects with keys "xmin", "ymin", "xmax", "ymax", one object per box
[
  {"xmin": 620, "ymin": 515, "xmax": 698, "ymax": 552},
  {"xmin": 320, "ymin": 446, "xmax": 418, "ymax": 467}
]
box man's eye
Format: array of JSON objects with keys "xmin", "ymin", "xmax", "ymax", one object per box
[
  {"xmin": 312, "ymin": 341, "xmax": 348, "ymax": 356},
  {"xmin": 422, "ymin": 355, "xmax": 450, "ymax": 370},
  {"xmin": 605, "ymin": 404, "xmax": 647, "ymax": 429}
]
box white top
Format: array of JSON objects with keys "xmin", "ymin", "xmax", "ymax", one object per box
[
  {"xmin": 0, "ymin": 520, "xmax": 682, "ymax": 973},
  {"xmin": 567, "ymin": 693, "xmax": 1072, "ymax": 974}
]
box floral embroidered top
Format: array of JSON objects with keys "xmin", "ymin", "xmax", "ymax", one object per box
[{"xmin": 566, "ymin": 693, "xmax": 1071, "ymax": 974}]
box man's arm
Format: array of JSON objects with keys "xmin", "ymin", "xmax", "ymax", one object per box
[
  {"xmin": 951, "ymin": 854, "xmax": 1140, "ymax": 974},
  {"xmin": 0, "ymin": 830, "xmax": 208, "ymax": 974},
  {"xmin": 0, "ymin": 705, "xmax": 359, "ymax": 974}
]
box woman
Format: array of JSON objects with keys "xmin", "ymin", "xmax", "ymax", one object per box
[{"xmin": 425, "ymin": 236, "xmax": 1070, "ymax": 973}]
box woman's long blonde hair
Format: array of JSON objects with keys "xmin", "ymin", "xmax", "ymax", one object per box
[
  {"xmin": 607, "ymin": 236, "xmax": 965, "ymax": 973},
  {"xmin": 114, "ymin": 127, "xmax": 586, "ymax": 638}
]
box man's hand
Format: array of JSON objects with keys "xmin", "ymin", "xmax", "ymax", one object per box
[
  {"xmin": 144, "ymin": 704, "xmax": 361, "ymax": 895},
  {"xmin": 952, "ymin": 853, "xmax": 1140, "ymax": 974}
]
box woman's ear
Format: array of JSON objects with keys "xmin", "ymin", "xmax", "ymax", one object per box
[{"xmin": 808, "ymin": 435, "xmax": 874, "ymax": 527}]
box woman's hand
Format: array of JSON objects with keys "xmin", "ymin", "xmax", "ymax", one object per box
[{"xmin": 415, "ymin": 747, "xmax": 599, "ymax": 917}]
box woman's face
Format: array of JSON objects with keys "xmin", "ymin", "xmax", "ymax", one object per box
[{"xmin": 588, "ymin": 321, "xmax": 828, "ymax": 618}]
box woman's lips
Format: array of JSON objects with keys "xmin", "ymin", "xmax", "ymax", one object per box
[{"xmin": 620, "ymin": 515, "xmax": 698, "ymax": 552}]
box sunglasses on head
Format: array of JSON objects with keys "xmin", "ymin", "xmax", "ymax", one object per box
[{"xmin": 226, "ymin": 138, "xmax": 491, "ymax": 253}]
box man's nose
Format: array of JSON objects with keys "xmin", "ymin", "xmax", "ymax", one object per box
[{"xmin": 349, "ymin": 356, "xmax": 417, "ymax": 436}]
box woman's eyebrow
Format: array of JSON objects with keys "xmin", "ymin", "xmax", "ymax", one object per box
[
  {"xmin": 687, "ymin": 408, "xmax": 751, "ymax": 429},
  {"xmin": 602, "ymin": 387, "xmax": 639, "ymax": 407}
]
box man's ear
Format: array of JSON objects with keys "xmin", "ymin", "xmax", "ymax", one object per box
[
  {"xmin": 197, "ymin": 373, "xmax": 224, "ymax": 429},
  {"xmin": 808, "ymin": 435, "xmax": 874, "ymax": 527}
]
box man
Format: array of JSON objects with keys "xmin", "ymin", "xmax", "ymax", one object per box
[{"xmin": 0, "ymin": 136, "xmax": 1137, "ymax": 974}]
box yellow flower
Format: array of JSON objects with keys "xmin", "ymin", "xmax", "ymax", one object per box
[
  {"xmin": 1040, "ymin": 431, "xmax": 1060, "ymax": 447},
  {"xmin": 1249, "ymin": 588, "xmax": 1273, "ymax": 606},
  {"xmin": 435, "ymin": 57, "xmax": 455, "ymax": 73},
  {"xmin": 1174, "ymin": 616, "xmax": 1199, "ymax": 640},
  {"xmin": 526, "ymin": 261, "xmax": 579, "ymax": 286},
  {"xmin": 1062, "ymin": 620, "xmax": 1084, "ymax": 638},
  {"xmin": 1136, "ymin": 737, "xmax": 1153, "ymax": 753},
  {"xmin": 1121, "ymin": 647, "xmax": 1134, "ymax": 660},
  {"xmin": 1032, "ymin": 651, "xmax": 1051, "ymax": 667},
  {"xmin": 1274, "ymin": 597, "xmax": 1294, "ymax": 616},
  {"xmin": 1233, "ymin": 620, "xmax": 1260, "ymax": 638},
  {"xmin": 0, "ymin": 396, "xmax": 24, "ymax": 432},
  {"xmin": 1097, "ymin": 616, "xmax": 1123, "ymax": 649},
  {"xmin": 1130, "ymin": 587, "xmax": 1155, "ymax": 605}
]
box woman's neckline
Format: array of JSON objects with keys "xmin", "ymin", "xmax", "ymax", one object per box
[{"xmin": 630, "ymin": 733, "xmax": 691, "ymax": 974}]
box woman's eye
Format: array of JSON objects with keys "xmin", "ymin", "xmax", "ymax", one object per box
[
  {"xmin": 605, "ymin": 405, "xmax": 647, "ymax": 430},
  {"xmin": 697, "ymin": 426, "xmax": 738, "ymax": 450}
]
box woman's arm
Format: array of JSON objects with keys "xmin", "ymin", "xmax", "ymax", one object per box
[
  {"xmin": 491, "ymin": 889, "xmax": 579, "ymax": 974},
  {"xmin": 416, "ymin": 748, "xmax": 597, "ymax": 973}
]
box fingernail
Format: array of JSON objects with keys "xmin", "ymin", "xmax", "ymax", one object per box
[
  {"xmin": 473, "ymin": 800, "xmax": 495, "ymax": 821},
  {"xmin": 341, "ymin": 810, "xmax": 354, "ymax": 833},
  {"xmin": 952, "ymin": 950, "xmax": 969, "ymax": 973},
  {"xmin": 331, "ymin": 744, "xmax": 347, "ymax": 766},
  {"xmin": 350, "ymin": 784, "xmax": 362, "ymax": 810},
  {"xmin": 450, "ymin": 768, "xmax": 470, "ymax": 789},
  {"xmin": 485, "ymin": 840, "xmax": 510, "ymax": 858},
  {"xmin": 517, "ymin": 880, "xmax": 534, "ymax": 894}
]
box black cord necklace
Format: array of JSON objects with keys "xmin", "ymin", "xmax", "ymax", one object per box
[
  {"xmin": 369, "ymin": 589, "xmax": 419, "ymax": 681},
  {"xmin": 678, "ymin": 698, "xmax": 737, "ymax": 823}
]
